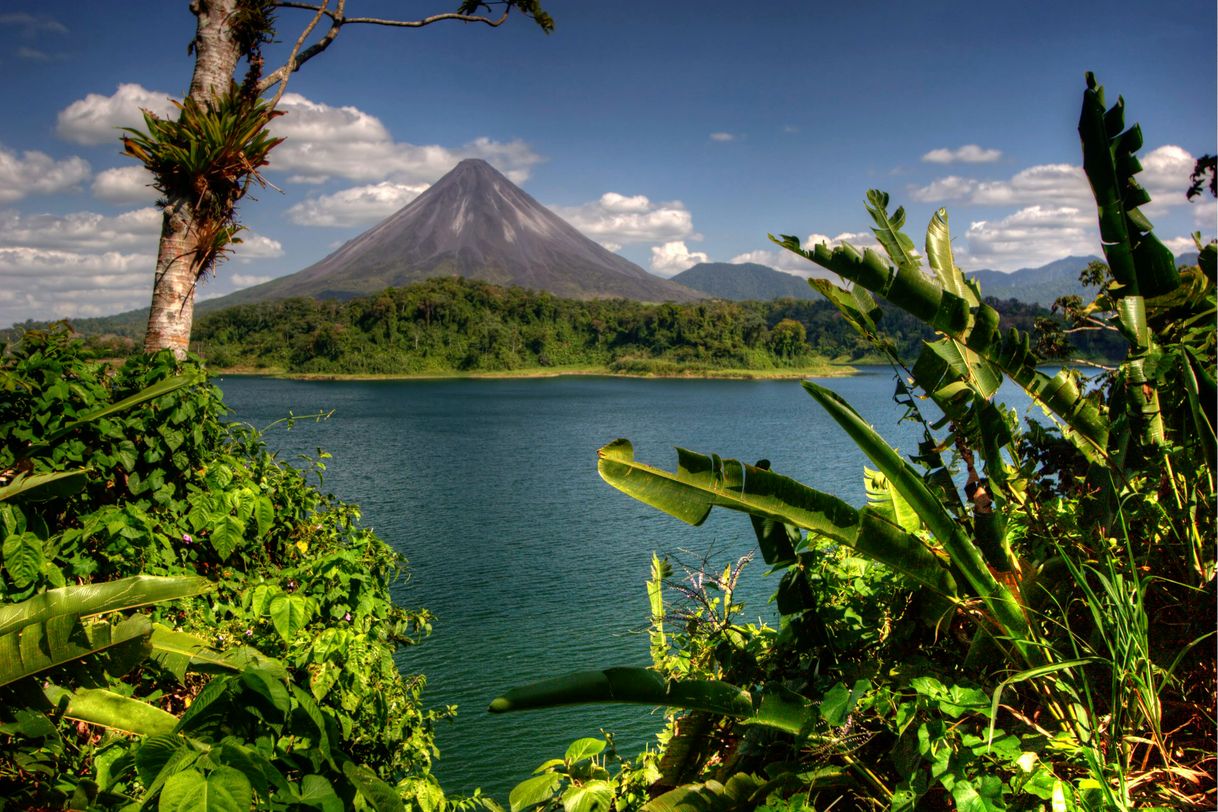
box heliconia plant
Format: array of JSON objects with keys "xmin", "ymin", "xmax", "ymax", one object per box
[{"xmin": 490, "ymin": 74, "xmax": 1216, "ymax": 810}]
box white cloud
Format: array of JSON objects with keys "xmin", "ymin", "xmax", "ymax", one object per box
[
  {"xmin": 232, "ymin": 233, "xmax": 283, "ymax": 261},
  {"xmin": 0, "ymin": 247, "xmax": 155, "ymax": 326},
  {"xmin": 709, "ymin": 132, "xmax": 737, "ymax": 142},
  {"xmin": 599, "ymin": 241, "xmax": 623, "ymax": 253},
  {"xmin": 912, "ymin": 163, "xmax": 1091, "ymax": 207},
  {"xmin": 1162, "ymin": 235, "xmax": 1199, "ymax": 256},
  {"xmin": 56, "ymin": 83, "xmax": 177, "ymax": 145},
  {"xmin": 0, "ymin": 146, "xmax": 90, "ymax": 203},
  {"xmin": 0, "ymin": 207, "xmax": 160, "ymax": 251},
  {"xmin": 269, "ymin": 93, "xmax": 542, "ymax": 184},
  {"xmin": 1192, "ymin": 200, "xmax": 1216, "ymax": 230},
  {"xmin": 286, "ymin": 181, "xmax": 429, "ymax": 227},
  {"xmin": 914, "ymin": 146, "xmax": 1200, "ymax": 212},
  {"xmin": 230, "ymin": 273, "xmax": 273, "ymax": 288},
  {"xmin": 551, "ymin": 193, "xmax": 697, "ymax": 245},
  {"xmin": 922, "ymin": 144, "xmax": 1002, "ymax": 164},
  {"xmin": 92, "ymin": 165, "xmax": 157, "ymax": 203},
  {"xmin": 650, "ymin": 240, "xmax": 709, "ymax": 276},
  {"xmin": 961, "ymin": 205, "xmax": 1097, "ymax": 270}
]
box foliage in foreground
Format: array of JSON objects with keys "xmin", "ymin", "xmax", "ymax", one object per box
[
  {"xmin": 0, "ymin": 328, "xmax": 445, "ymax": 809},
  {"xmin": 491, "ymin": 74, "xmax": 1216, "ymax": 810}
]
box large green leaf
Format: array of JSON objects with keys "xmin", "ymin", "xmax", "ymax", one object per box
[
  {"xmin": 149, "ymin": 624, "xmax": 286, "ymax": 682},
  {"xmin": 43, "ymin": 685, "xmax": 178, "ymax": 736},
  {"xmin": 510, "ymin": 774, "xmax": 562, "ymax": 812},
  {"xmin": 1078, "ymin": 73, "xmax": 1179, "ymax": 298},
  {"xmin": 0, "ymin": 614, "xmax": 151, "ymax": 688},
  {"xmin": 158, "ymin": 766, "xmax": 252, "ymax": 812},
  {"xmin": 597, "ymin": 440, "xmax": 958, "ymax": 598},
  {"xmin": 801, "ymin": 381, "xmax": 1036, "ymax": 660},
  {"xmin": 490, "ymin": 667, "xmax": 753, "ymax": 718},
  {"xmin": 0, "ymin": 575, "xmax": 211, "ymax": 637},
  {"xmin": 342, "ymin": 761, "xmax": 405, "ymax": 812},
  {"xmin": 771, "ymin": 228, "xmax": 1110, "ymax": 463},
  {"xmin": 0, "ymin": 470, "xmax": 90, "ymax": 503}
]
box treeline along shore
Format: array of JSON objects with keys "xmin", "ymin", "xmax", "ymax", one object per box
[{"xmin": 7, "ymin": 276, "xmax": 1123, "ymax": 378}]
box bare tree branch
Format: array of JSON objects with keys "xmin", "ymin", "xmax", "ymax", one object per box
[
  {"xmin": 265, "ymin": 0, "xmax": 330, "ymax": 109},
  {"xmin": 259, "ymin": 0, "xmax": 513, "ymax": 94}
]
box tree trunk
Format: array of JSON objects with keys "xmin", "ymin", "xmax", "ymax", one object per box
[{"xmin": 143, "ymin": 0, "xmax": 243, "ymax": 357}]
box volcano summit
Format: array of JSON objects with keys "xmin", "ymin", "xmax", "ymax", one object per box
[{"xmin": 211, "ymin": 159, "xmax": 701, "ymax": 306}]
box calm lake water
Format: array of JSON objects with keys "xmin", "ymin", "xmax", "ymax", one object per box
[{"xmin": 215, "ymin": 370, "xmax": 1037, "ymax": 799}]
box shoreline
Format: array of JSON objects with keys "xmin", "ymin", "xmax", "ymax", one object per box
[{"xmin": 210, "ymin": 363, "xmax": 861, "ymax": 381}]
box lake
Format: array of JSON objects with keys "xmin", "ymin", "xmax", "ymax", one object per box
[{"xmin": 215, "ymin": 370, "xmax": 1035, "ymax": 799}]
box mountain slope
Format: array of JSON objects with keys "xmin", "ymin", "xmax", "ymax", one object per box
[
  {"xmin": 967, "ymin": 255, "xmax": 1102, "ymax": 306},
  {"xmin": 669, "ymin": 262, "xmax": 817, "ymax": 300},
  {"xmin": 205, "ymin": 159, "xmax": 700, "ymax": 308}
]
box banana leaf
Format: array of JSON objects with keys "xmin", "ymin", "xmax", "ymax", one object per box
[
  {"xmin": 0, "ymin": 470, "xmax": 89, "ymax": 503},
  {"xmin": 489, "ymin": 667, "xmax": 753, "ymax": 718},
  {"xmin": 0, "ymin": 575, "xmax": 211, "ymax": 637},
  {"xmin": 43, "ymin": 684, "xmax": 179, "ymax": 736},
  {"xmin": 0, "ymin": 615, "xmax": 151, "ymax": 688},
  {"xmin": 801, "ymin": 382, "xmax": 1036, "ymax": 660},
  {"xmin": 597, "ymin": 440, "xmax": 958, "ymax": 598}
]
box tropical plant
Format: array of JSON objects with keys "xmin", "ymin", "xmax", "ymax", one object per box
[
  {"xmin": 490, "ymin": 74, "xmax": 1216, "ymax": 809},
  {"xmin": 0, "ymin": 327, "xmax": 444, "ymax": 809}
]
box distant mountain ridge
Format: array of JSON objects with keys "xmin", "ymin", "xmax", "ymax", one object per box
[
  {"xmin": 669, "ymin": 262, "xmax": 818, "ymax": 300},
  {"xmin": 203, "ymin": 158, "xmax": 700, "ymax": 310}
]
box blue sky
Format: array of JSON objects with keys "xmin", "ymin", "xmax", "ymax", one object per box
[{"xmin": 0, "ymin": 1, "xmax": 1214, "ymax": 326}]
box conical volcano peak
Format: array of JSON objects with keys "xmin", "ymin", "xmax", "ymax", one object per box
[{"xmin": 202, "ymin": 158, "xmax": 702, "ymax": 307}]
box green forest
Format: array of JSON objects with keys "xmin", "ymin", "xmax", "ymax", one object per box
[
  {"xmin": 0, "ymin": 22, "xmax": 1214, "ymax": 811},
  {"xmin": 177, "ymin": 278, "xmax": 1109, "ymax": 377}
]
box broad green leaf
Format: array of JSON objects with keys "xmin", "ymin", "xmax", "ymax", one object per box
[
  {"xmin": 509, "ymin": 773, "xmax": 562, "ymax": 812},
  {"xmin": 269, "ymin": 593, "xmax": 312, "ymax": 642},
  {"xmin": 0, "ymin": 575, "xmax": 211, "ymax": 637},
  {"xmin": 564, "ymin": 737, "xmax": 605, "ymax": 763},
  {"xmin": 597, "ymin": 439, "xmax": 859, "ymax": 540},
  {"xmin": 0, "ymin": 470, "xmax": 89, "ymax": 503},
  {"xmin": 44, "ymin": 686, "xmax": 177, "ymax": 736},
  {"xmin": 0, "ymin": 615, "xmax": 150, "ymax": 687},
  {"xmin": 299, "ymin": 774, "xmax": 343, "ymax": 812},
  {"xmin": 598, "ymin": 440, "xmax": 957, "ymax": 599},
  {"xmin": 208, "ymin": 515, "xmax": 245, "ymax": 562},
  {"xmin": 3, "ymin": 532, "xmax": 45, "ymax": 588},
  {"xmin": 562, "ymin": 780, "xmax": 614, "ymax": 812},
  {"xmin": 241, "ymin": 667, "xmax": 291, "ymax": 715},
  {"xmin": 819, "ymin": 679, "xmax": 870, "ymax": 726},
  {"xmin": 343, "ymin": 761, "xmax": 405, "ymax": 812},
  {"xmin": 136, "ymin": 735, "xmax": 193, "ymax": 790},
  {"xmin": 254, "ymin": 495, "xmax": 274, "ymax": 538},
  {"xmin": 149, "ymin": 624, "xmax": 284, "ymax": 682},
  {"xmin": 491, "ymin": 667, "xmax": 753, "ymax": 718},
  {"xmin": 159, "ymin": 766, "xmax": 252, "ymax": 812}
]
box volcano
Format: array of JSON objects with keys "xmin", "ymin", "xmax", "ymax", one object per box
[{"xmin": 209, "ymin": 159, "xmax": 701, "ymax": 306}]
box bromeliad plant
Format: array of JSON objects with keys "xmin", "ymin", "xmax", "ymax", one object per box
[{"xmin": 490, "ymin": 74, "xmax": 1216, "ymax": 810}]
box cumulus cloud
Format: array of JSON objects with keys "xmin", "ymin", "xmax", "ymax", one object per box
[
  {"xmin": 231, "ymin": 233, "xmax": 284, "ymax": 261},
  {"xmin": 551, "ymin": 193, "xmax": 697, "ymax": 245},
  {"xmin": 911, "ymin": 163, "xmax": 1091, "ymax": 207},
  {"xmin": 922, "ymin": 144, "xmax": 1002, "ymax": 164},
  {"xmin": 650, "ymin": 241, "xmax": 709, "ymax": 276},
  {"xmin": 56, "ymin": 84, "xmax": 177, "ymax": 145},
  {"xmin": 0, "ymin": 146, "xmax": 90, "ymax": 203},
  {"xmin": 286, "ymin": 181, "xmax": 429, "ymax": 227},
  {"xmin": 269, "ymin": 93, "xmax": 542, "ymax": 184},
  {"xmin": 92, "ymin": 165, "xmax": 157, "ymax": 203},
  {"xmin": 0, "ymin": 207, "xmax": 160, "ymax": 251},
  {"xmin": 1192, "ymin": 200, "xmax": 1217, "ymax": 230},
  {"xmin": 913, "ymin": 146, "xmax": 1200, "ymax": 212},
  {"xmin": 230, "ymin": 273, "xmax": 273, "ymax": 288},
  {"xmin": 709, "ymin": 132, "xmax": 737, "ymax": 142},
  {"xmin": 960, "ymin": 205, "xmax": 1098, "ymax": 270},
  {"xmin": 0, "ymin": 247, "xmax": 155, "ymax": 326}
]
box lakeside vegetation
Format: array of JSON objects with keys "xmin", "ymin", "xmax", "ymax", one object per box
[{"xmin": 1, "ymin": 69, "xmax": 1213, "ymax": 812}]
